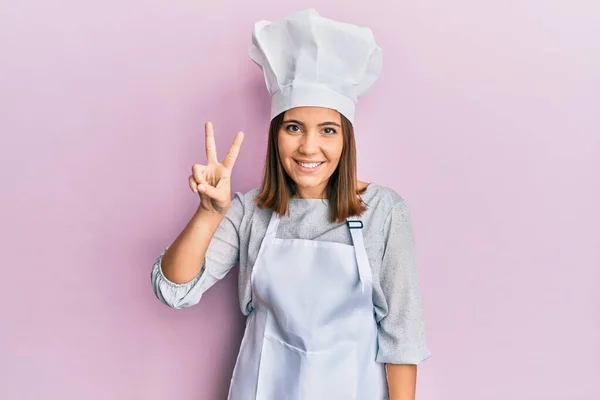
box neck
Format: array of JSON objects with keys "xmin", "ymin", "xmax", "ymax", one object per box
[{"xmin": 294, "ymin": 184, "xmax": 327, "ymax": 199}]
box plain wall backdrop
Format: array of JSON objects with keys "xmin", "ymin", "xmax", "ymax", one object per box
[{"xmin": 1, "ymin": 1, "xmax": 599, "ymax": 399}]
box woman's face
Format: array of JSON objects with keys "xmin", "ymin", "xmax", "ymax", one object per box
[{"xmin": 277, "ymin": 106, "xmax": 344, "ymax": 198}]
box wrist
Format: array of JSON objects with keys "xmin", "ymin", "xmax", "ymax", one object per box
[{"xmin": 195, "ymin": 204, "xmax": 229, "ymax": 224}]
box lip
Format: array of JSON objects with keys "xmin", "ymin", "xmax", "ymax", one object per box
[{"xmin": 293, "ymin": 159, "xmax": 325, "ymax": 174}]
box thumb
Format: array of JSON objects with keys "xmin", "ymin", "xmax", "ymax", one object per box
[{"xmin": 197, "ymin": 174, "xmax": 221, "ymax": 200}]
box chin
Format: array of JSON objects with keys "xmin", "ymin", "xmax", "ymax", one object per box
[
  {"xmin": 294, "ymin": 175, "xmax": 329, "ymax": 190},
  {"xmin": 298, "ymin": 183, "xmax": 323, "ymax": 191}
]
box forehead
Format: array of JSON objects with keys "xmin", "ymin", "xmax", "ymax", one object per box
[{"xmin": 283, "ymin": 106, "xmax": 341, "ymax": 124}]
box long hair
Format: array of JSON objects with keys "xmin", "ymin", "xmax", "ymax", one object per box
[{"xmin": 255, "ymin": 111, "xmax": 367, "ymax": 223}]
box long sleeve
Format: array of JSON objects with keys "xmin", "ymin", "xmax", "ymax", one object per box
[
  {"xmin": 151, "ymin": 194, "xmax": 244, "ymax": 309},
  {"xmin": 376, "ymin": 198, "xmax": 431, "ymax": 364}
]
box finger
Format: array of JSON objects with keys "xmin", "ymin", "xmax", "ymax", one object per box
[
  {"xmin": 222, "ymin": 131, "xmax": 244, "ymax": 170},
  {"xmin": 215, "ymin": 176, "xmax": 230, "ymax": 189},
  {"xmin": 191, "ymin": 164, "xmax": 205, "ymax": 183},
  {"xmin": 189, "ymin": 175, "xmax": 199, "ymax": 193},
  {"xmin": 205, "ymin": 121, "xmax": 218, "ymax": 164},
  {"xmin": 196, "ymin": 171, "xmax": 220, "ymax": 200}
]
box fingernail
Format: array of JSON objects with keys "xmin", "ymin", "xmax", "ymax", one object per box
[{"xmin": 198, "ymin": 184, "xmax": 206, "ymax": 192}]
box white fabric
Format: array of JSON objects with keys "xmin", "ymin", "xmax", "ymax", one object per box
[
  {"xmin": 248, "ymin": 9, "xmax": 383, "ymax": 123},
  {"xmin": 227, "ymin": 211, "xmax": 388, "ymax": 399}
]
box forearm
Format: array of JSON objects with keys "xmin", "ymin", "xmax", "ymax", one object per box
[
  {"xmin": 161, "ymin": 207, "xmax": 225, "ymax": 284},
  {"xmin": 386, "ymin": 364, "xmax": 417, "ymax": 400}
]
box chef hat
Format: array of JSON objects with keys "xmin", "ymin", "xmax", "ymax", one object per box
[{"xmin": 248, "ymin": 9, "xmax": 383, "ymax": 124}]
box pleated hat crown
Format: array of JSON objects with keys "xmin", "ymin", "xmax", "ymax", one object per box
[{"xmin": 248, "ymin": 9, "xmax": 383, "ymax": 124}]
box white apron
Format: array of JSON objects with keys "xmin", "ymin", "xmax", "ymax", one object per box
[{"xmin": 228, "ymin": 212, "xmax": 388, "ymax": 399}]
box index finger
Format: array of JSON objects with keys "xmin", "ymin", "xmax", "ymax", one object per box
[
  {"xmin": 222, "ymin": 131, "xmax": 244, "ymax": 170},
  {"xmin": 205, "ymin": 121, "xmax": 218, "ymax": 163}
]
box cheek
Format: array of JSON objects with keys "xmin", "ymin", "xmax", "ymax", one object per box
[
  {"xmin": 277, "ymin": 134, "xmax": 297, "ymax": 165},
  {"xmin": 277, "ymin": 134, "xmax": 291, "ymax": 157},
  {"xmin": 324, "ymin": 140, "xmax": 344, "ymax": 165}
]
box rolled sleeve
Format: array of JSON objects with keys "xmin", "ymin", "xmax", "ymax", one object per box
[
  {"xmin": 376, "ymin": 198, "xmax": 432, "ymax": 365},
  {"xmin": 151, "ymin": 249, "xmax": 205, "ymax": 309}
]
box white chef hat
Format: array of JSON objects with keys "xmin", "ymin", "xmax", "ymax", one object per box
[{"xmin": 248, "ymin": 9, "xmax": 383, "ymax": 124}]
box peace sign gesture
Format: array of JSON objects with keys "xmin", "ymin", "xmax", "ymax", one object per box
[{"xmin": 189, "ymin": 122, "xmax": 244, "ymax": 215}]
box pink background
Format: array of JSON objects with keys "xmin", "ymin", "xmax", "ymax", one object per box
[{"xmin": 1, "ymin": 1, "xmax": 599, "ymax": 399}]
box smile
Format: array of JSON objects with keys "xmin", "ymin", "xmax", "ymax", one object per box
[
  {"xmin": 295, "ymin": 160, "xmax": 323, "ymax": 168},
  {"xmin": 294, "ymin": 159, "xmax": 325, "ymax": 172}
]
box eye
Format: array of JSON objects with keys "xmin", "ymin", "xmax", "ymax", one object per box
[
  {"xmin": 323, "ymin": 127, "xmax": 337, "ymax": 135},
  {"xmin": 285, "ymin": 124, "xmax": 301, "ymax": 133}
]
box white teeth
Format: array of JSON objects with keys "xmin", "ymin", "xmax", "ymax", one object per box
[{"xmin": 298, "ymin": 162, "xmax": 322, "ymax": 168}]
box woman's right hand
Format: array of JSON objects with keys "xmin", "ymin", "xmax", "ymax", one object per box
[{"xmin": 189, "ymin": 121, "xmax": 244, "ymax": 215}]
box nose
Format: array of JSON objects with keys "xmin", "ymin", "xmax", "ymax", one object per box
[{"xmin": 298, "ymin": 132, "xmax": 319, "ymax": 155}]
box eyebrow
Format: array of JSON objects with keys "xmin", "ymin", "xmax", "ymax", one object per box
[{"xmin": 282, "ymin": 119, "xmax": 341, "ymax": 128}]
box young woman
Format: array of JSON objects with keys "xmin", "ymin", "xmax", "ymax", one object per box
[{"xmin": 152, "ymin": 9, "xmax": 431, "ymax": 400}]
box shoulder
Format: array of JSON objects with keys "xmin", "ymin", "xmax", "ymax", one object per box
[
  {"xmin": 232, "ymin": 187, "xmax": 261, "ymax": 208},
  {"xmin": 362, "ymin": 182, "xmax": 409, "ymax": 217},
  {"xmin": 227, "ymin": 187, "xmax": 267, "ymax": 222},
  {"xmin": 363, "ymin": 184, "xmax": 416, "ymax": 244}
]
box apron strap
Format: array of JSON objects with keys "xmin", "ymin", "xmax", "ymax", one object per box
[
  {"xmin": 256, "ymin": 211, "xmax": 280, "ymax": 259},
  {"xmin": 347, "ymin": 218, "xmax": 370, "ymax": 294},
  {"xmin": 265, "ymin": 210, "xmax": 280, "ymax": 238}
]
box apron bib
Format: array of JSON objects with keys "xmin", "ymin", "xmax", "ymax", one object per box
[{"xmin": 228, "ymin": 212, "xmax": 388, "ymax": 400}]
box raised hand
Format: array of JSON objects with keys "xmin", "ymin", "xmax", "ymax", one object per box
[{"xmin": 189, "ymin": 122, "xmax": 244, "ymax": 215}]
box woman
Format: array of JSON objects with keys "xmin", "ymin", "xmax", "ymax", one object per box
[{"xmin": 152, "ymin": 9, "xmax": 431, "ymax": 400}]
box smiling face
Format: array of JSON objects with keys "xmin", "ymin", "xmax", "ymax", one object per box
[{"xmin": 277, "ymin": 107, "xmax": 344, "ymax": 198}]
